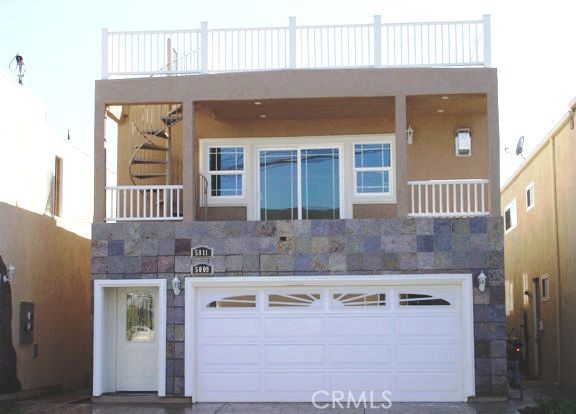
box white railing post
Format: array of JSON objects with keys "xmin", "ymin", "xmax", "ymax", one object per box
[
  {"xmin": 483, "ymin": 15, "xmax": 491, "ymax": 67},
  {"xmin": 101, "ymin": 28, "xmax": 109, "ymax": 79},
  {"xmin": 373, "ymin": 15, "xmax": 382, "ymax": 67},
  {"xmin": 288, "ymin": 16, "xmax": 297, "ymax": 69},
  {"xmin": 200, "ymin": 21, "xmax": 209, "ymax": 73}
]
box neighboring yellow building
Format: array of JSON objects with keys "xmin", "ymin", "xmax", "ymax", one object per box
[
  {"xmin": 501, "ymin": 97, "xmax": 576, "ymax": 386},
  {"xmin": 0, "ymin": 72, "xmax": 93, "ymax": 397}
]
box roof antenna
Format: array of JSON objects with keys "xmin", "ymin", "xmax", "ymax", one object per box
[
  {"xmin": 9, "ymin": 53, "xmax": 25, "ymax": 85},
  {"xmin": 67, "ymin": 129, "xmax": 71, "ymax": 140}
]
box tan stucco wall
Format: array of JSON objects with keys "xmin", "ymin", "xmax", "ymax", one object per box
[
  {"xmin": 551, "ymin": 116, "xmax": 576, "ymax": 387},
  {"xmin": 0, "ymin": 203, "xmax": 91, "ymax": 391},
  {"xmin": 407, "ymin": 114, "xmax": 489, "ymax": 181},
  {"xmin": 501, "ymin": 112, "xmax": 576, "ymax": 386},
  {"xmin": 0, "ymin": 73, "xmax": 93, "ymax": 393},
  {"xmin": 501, "ymin": 142, "xmax": 558, "ymax": 383}
]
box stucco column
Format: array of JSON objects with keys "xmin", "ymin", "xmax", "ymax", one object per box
[
  {"xmin": 395, "ymin": 95, "xmax": 409, "ymax": 217},
  {"xmin": 93, "ymin": 100, "xmax": 106, "ymax": 223},
  {"xmin": 487, "ymin": 88, "xmax": 501, "ymax": 216},
  {"xmin": 183, "ymin": 101, "xmax": 196, "ymax": 221}
]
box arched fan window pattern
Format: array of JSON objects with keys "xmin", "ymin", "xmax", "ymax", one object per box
[
  {"xmin": 399, "ymin": 293, "xmax": 451, "ymax": 306},
  {"xmin": 207, "ymin": 295, "xmax": 257, "ymax": 308},
  {"xmin": 333, "ymin": 293, "xmax": 386, "ymax": 307},
  {"xmin": 268, "ymin": 293, "xmax": 321, "ymax": 307}
]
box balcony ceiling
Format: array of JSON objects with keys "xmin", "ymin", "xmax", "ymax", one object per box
[
  {"xmin": 407, "ymin": 94, "xmax": 487, "ymax": 116},
  {"xmin": 199, "ymin": 94, "xmax": 486, "ymax": 121},
  {"xmin": 200, "ymin": 97, "xmax": 395, "ymax": 121}
]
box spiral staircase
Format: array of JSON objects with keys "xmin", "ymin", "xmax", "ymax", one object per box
[{"xmin": 128, "ymin": 104, "xmax": 182, "ymax": 185}]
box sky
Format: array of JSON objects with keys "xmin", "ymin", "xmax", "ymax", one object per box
[{"xmin": 0, "ymin": 0, "xmax": 574, "ymax": 185}]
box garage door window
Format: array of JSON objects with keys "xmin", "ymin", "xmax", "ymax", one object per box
[
  {"xmin": 399, "ymin": 293, "xmax": 450, "ymax": 306},
  {"xmin": 268, "ymin": 293, "xmax": 321, "ymax": 308},
  {"xmin": 207, "ymin": 295, "xmax": 257, "ymax": 308},
  {"xmin": 333, "ymin": 293, "xmax": 386, "ymax": 307}
]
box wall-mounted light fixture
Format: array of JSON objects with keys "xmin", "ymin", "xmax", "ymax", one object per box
[
  {"xmin": 172, "ymin": 275, "xmax": 181, "ymax": 296},
  {"xmin": 455, "ymin": 128, "xmax": 472, "ymax": 157},
  {"xmin": 2, "ymin": 264, "xmax": 15, "ymax": 283},
  {"xmin": 406, "ymin": 125, "xmax": 414, "ymax": 144},
  {"xmin": 478, "ymin": 270, "xmax": 487, "ymax": 292}
]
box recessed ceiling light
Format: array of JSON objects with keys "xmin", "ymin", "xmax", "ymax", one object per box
[
  {"xmin": 441, "ymin": 96, "xmax": 449, "ymax": 100},
  {"xmin": 437, "ymin": 109, "xmax": 445, "ymax": 113},
  {"xmin": 259, "ymin": 114, "xmax": 267, "ymax": 119},
  {"xmin": 254, "ymin": 101, "xmax": 262, "ymax": 105}
]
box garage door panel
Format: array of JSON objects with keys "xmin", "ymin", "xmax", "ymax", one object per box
[
  {"xmin": 199, "ymin": 345, "xmax": 260, "ymax": 365},
  {"xmin": 331, "ymin": 372, "xmax": 393, "ymax": 391},
  {"xmin": 263, "ymin": 372, "xmax": 327, "ymax": 392},
  {"xmin": 330, "ymin": 344, "xmax": 392, "ymax": 365},
  {"xmin": 263, "ymin": 317, "xmax": 324, "ymax": 337},
  {"xmin": 327, "ymin": 316, "xmax": 392, "ymax": 336},
  {"xmin": 395, "ymin": 315, "xmax": 459, "ymax": 337},
  {"xmin": 396, "ymin": 344, "xmax": 459, "ymax": 365},
  {"xmin": 264, "ymin": 344, "xmax": 325, "ymax": 364},
  {"xmin": 198, "ymin": 317, "xmax": 260, "ymax": 337},
  {"xmin": 396, "ymin": 372, "xmax": 460, "ymax": 393},
  {"xmin": 199, "ymin": 372, "xmax": 260, "ymax": 392}
]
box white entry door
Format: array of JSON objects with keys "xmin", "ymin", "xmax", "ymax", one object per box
[
  {"xmin": 116, "ymin": 287, "xmax": 159, "ymax": 391},
  {"xmin": 193, "ymin": 283, "xmax": 470, "ymax": 402}
]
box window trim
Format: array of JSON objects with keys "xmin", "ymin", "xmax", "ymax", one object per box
[
  {"xmin": 53, "ymin": 156, "xmax": 64, "ymax": 217},
  {"xmin": 526, "ymin": 182, "xmax": 535, "ymax": 211},
  {"xmin": 206, "ymin": 145, "xmax": 246, "ymax": 202},
  {"xmin": 199, "ymin": 134, "xmax": 396, "ymax": 217},
  {"xmin": 541, "ymin": 275, "xmax": 550, "ymax": 302},
  {"xmin": 353, "ymin": 141, "xmax": 394, "ymax": 198},
  {"xmin": 504, "ymin": 199, "xmax": 518, "ymax": 234}
]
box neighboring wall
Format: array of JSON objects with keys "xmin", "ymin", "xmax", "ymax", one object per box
[
  {"xmin": 0, "ymin": 203, "xmax": 91, "ymax": 392},
  {"xmin": 0, "ymin": 73, "xmax": 92, "ymax": 394},
  {"xmin": 501, "ymin": 109, "xmax": 576, "ymax": 386},
  {"xmin": 552, "ymin": 113, "xmax": 576, "ymax": 387}
]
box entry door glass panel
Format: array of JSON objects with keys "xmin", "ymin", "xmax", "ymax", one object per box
[
  {"xmin": 126, "ymin": 293, "xmax": 154, "ymax": 342},
  {"xmin": 301, "ymin": 148, "xmax": 340, "ymax": 219},
  {"xmin": 260, "ymin": 150, "xmax": 298, "ymax": 220}
]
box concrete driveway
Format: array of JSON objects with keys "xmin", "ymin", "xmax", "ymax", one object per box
[{"xmin": 1, "ymin": 400, "xmax": 520, "ymax": 414}]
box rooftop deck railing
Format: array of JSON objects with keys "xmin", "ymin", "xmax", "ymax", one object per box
[{"xmin": 102, "ymin": 15, "xmax": 491, "ymax": 79}]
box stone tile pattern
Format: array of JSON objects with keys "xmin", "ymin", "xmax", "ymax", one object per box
[{"xmin": 91, "ymin": 217, "xmax": 505, "ymax": 397}]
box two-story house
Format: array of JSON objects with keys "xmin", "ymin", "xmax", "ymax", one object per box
[
  {"xmin": 0, "ymin": 71, "xmax": 93, "ymax": 398},
  {"xmin": 91, "ymin": 16, "xmax": 505, "ymax": 403},
  {"xmin": 501, "ymin": 97, "xmax": 576, "ymax": 387}
]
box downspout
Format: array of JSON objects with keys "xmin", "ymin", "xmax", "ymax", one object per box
[{"xmin": 550, "ymin": 130, "xmax": 563, "ymax": 385}]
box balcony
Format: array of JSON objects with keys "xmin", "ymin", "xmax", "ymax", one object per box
[
  {"xmin": 105, "ymin": 179, "xmax": 490, "ymax": 222},
  {"xmin": 102, "ymin": 15, "xmax": 491, "ymax": 79}
]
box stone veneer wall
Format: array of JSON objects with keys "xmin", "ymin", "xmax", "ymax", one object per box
[{"xmin": 92, "ymin": 217, "xmax": 506, "ymax": 397}]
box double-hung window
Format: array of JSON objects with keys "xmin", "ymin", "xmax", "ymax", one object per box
[
  {"xmin": 354, "ymin": 143, "xmax": 392, "ymax": 195},
  {"xmin": 208, "ymin": 146, "xmax": 244, "ymax": 197},
  {"xmin": 504, "ymin": 199, "xmax": 517, "ymax": 233}
]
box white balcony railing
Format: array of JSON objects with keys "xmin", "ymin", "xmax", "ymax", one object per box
[
  {"xmin": 102, "ymin": 15, "xmax": 491, "ymax": 79},
  {"xmin": 106, "ymin": 185, "xmax": 183, "ymax": 222},
  {"xmin": 408, "ymin": 179, "xmax": 489, "ymax": 217}
]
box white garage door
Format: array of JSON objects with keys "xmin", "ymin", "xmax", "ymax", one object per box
[{"xmin": 193, "ymin": 282, "xmax": 470, "ymax": 402}]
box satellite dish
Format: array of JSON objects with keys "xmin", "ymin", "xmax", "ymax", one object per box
[{"xmin": 515, "ymin": 136, "xmax": 525, "ymax": 156}]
